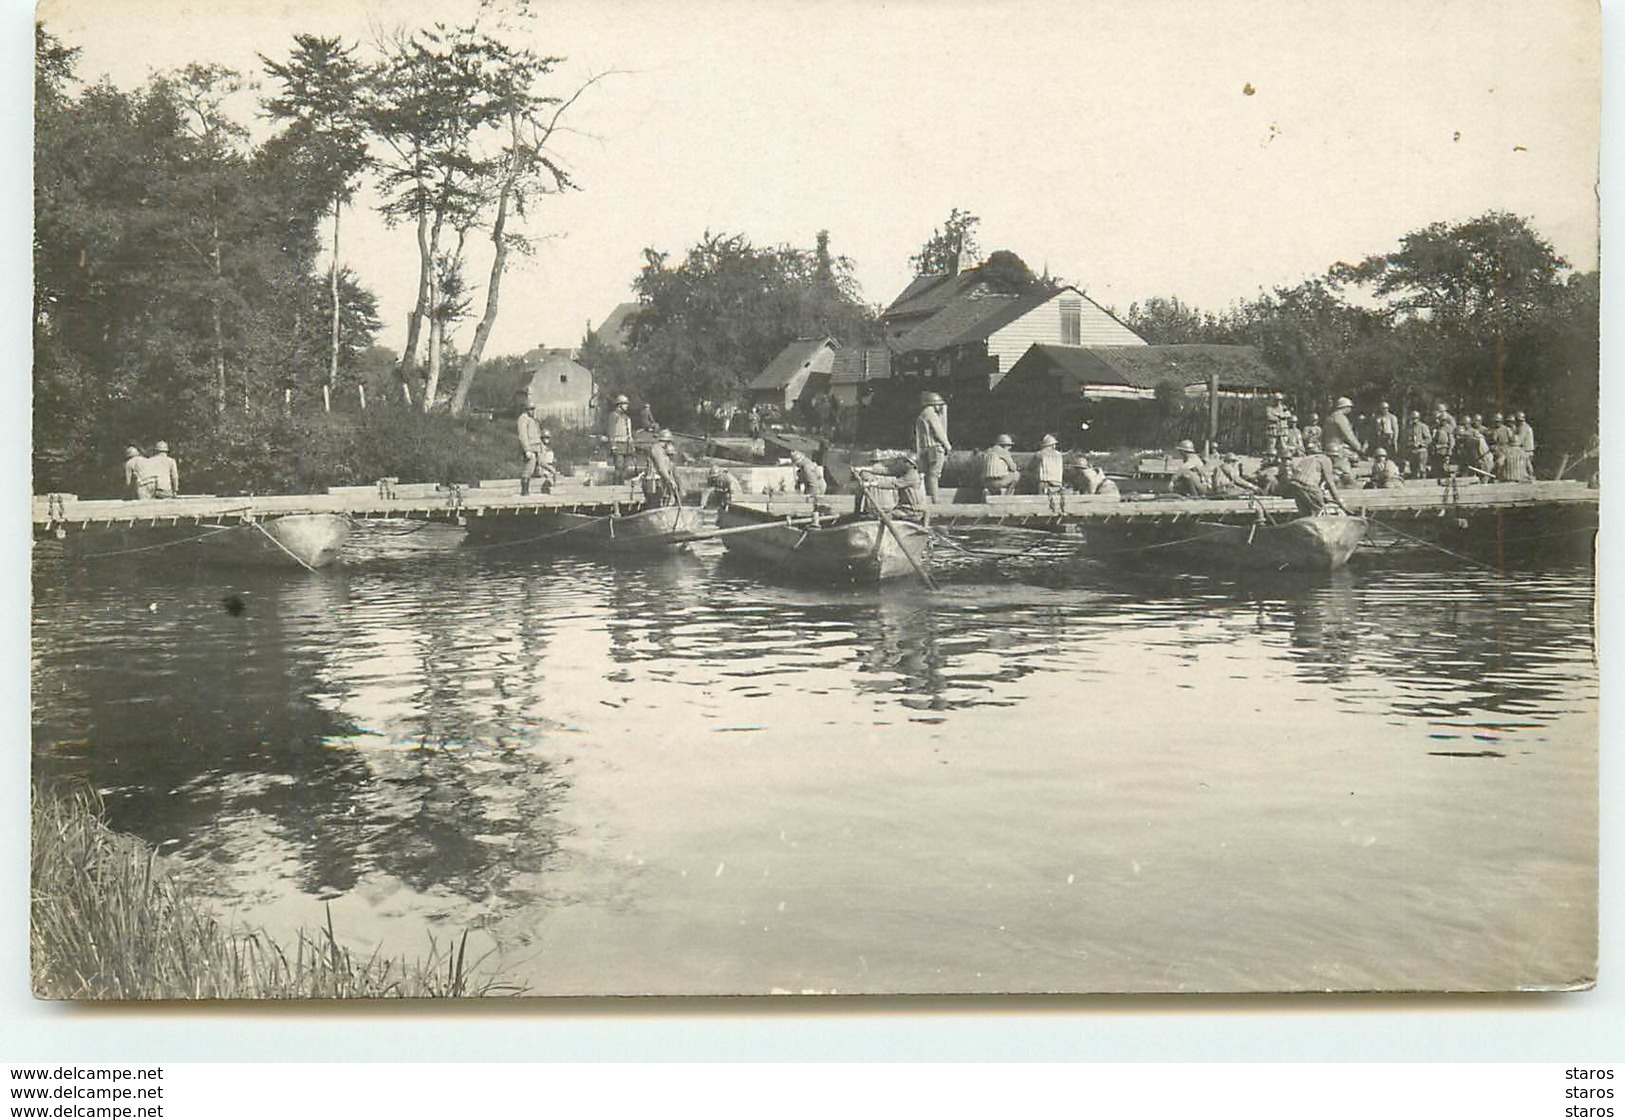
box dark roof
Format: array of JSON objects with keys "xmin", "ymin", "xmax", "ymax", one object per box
[
  {"xmin": 830, "ymin": 347, "xmax": 893, "ymax": 385},
  {"xmin": 882, "ymin": 271, "xmax": 980, "ymax": 323},
  {"xmin": 593, "ymin": 302, "xmax": 641, "ymax": 348},
  {"xmin": 1015, "ymin": 343, "xmax": 1282, "ymax": 391},
  {"xmin": 892, "ymin": 288, "xmax": 1057, "ymax": 354},
  {"xmin": 748, "ymin": 337, "xmax": 835, "ymax": 391}
]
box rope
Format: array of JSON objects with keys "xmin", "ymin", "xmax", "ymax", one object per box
[
  {"xmin": 1082, "ymin": 524, "xmax": 1248, "ymax": 557},
  {"xmin": 459, "ymin": 511, "xmax": 625, "ymax": 553},
  {"xmin": 250, "ymin": 520, "xmax": 320, "ymax": 573},
  {"xmin": 1363, "ymin": 514, "xmax": 1500, "ymax": 571}
]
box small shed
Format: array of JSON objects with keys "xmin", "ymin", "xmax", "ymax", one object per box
[
  {"xmin": 747, "ymin": 337, "xmax": 838, "ymax": 412},
  {"xmin": 520, "ymin": 348, "xmax": 596, "ymax": 427},
  {"xmin": 828, "ymin": 346, "xmax": 892, "ymax": 408}
]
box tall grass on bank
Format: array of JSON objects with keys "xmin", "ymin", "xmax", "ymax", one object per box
[{"xmin": 31, "ymin": 784, "xmax": 527, "ymax": 999}]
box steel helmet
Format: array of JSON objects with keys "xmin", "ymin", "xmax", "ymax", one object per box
[
  {"xmin": 1040, "ymin": 434, "xmax": 1059, "ymax": 448},
  {"xmin": 920, "ymin": 391, "xmax": 945, "ymax": 406},
  {"xmin": 1374, "ymin": 447, "xmax": 1388, "ymax": 457},
  {"xmin": 613, "ymin": 394, "xmax": 629, "ymax": 405},
  {"xmin": 124, "ymin": 446, "xmax": 141, "ymax": 458},
  {"xmin": 656, "ymin": 429, "xmax": 675, "ymax": 442},
  {"xmin": 154, "ymin": 441, "xmax": 169, "ymax": 452},
  {"xmin": 1335, "ymin": 396, "xmax": 1353, "ymax": 409},
  {"xmin": 1175, "ymin": 439, "xmax": 1196, "ymax": 453},
  {"xmin": 995, "ymin": 433, "xmax": 1014, "ymax": 446}
]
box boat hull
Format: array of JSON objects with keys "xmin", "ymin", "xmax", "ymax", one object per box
[
  {"xmin": 716, "ymin": 505, "xmax": 932, "ymax": 582},
  {"xmin": 69, "ymin": 513, "xmax": 349, "ymax": 570},
  {"xmin": 465, "ymin": 503, "xmax": 703, "ymax": 552},
  {"xmin": 1087, "ymin": 513, "xmax": 1368, "ymax": 571}
]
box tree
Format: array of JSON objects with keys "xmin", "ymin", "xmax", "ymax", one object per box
[
  {"xmin": 966, "ymin": 249, "xmax": 1043, "ymax": 295},
  {"xmin": 910, "ymin": 207, "xmax": 980, "ymax": 276},
  {"xmin": 1330, "ymin": 211, "xmax": 1569, "ymax": 406},
  {"xmin": 262, "ymin": 35, "xmax": 372, "ymax": 410},
  {"xmin": 624, "ymin": 231, "xmax": 877, "ymax": 419}
]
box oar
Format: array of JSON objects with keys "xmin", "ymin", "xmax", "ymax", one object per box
[
  {"xmin": 668, "ymin": 517, "xmax": 822, "ymax": 543},
  {"xmin": 854, "ymin": 471, "xmax": 938, "ymax": 591}
]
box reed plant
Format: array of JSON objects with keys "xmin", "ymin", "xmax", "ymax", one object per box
[{"xmin": 30, "ymin": 783, "xmax": 527, "ymax": 1000}]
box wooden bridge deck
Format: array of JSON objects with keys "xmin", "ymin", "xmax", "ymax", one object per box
[{"xmin": 33, "ymin": 478, "xmax": 1597, "ymax": 534}]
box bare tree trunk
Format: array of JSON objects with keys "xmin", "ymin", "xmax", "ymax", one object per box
[
  {"xmin": 449, "ymin": 114, "xmax": 522, "ymax": 416},
  {"xmin": 399, "ymin": 197, "xmax": 433, "ymax": 390},
  {"xmin": 327, "ymin": 196, "xmax": 341, "ymax": 412},
  {"xmin": 357, "ymin": 383, "xmax": 367, "ymax": 410},
  {"xmin": 423, "ymin": 317, "xmax": 445, "ymax": 409}
]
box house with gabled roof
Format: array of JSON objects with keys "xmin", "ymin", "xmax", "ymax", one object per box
[
  {"xmin": 746, "ymin": 337, "xmax": 838, "ymax": 412},
  {"xmin": 519, "ymin": 347, "xmax": 597, "ymax": 427},
  {"xmin": 590, "ymin": 302, "xmax": 641, "ymax": 350},
  {"xmin": 829, "ymin": 345, "xmax": 891, "ymax": 408}
]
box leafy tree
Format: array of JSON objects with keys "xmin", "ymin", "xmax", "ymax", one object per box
[
  {"xmin": 262, "ymin": 35, "xmax": 372, "ymax": 410},
  {"xmin": 623, "ymin": 231, "xmax": 877, "ymax": 419},
  {"xmin": 966, "ymin": 249, "xmax": 1044, "ymax": 295},
  {"xmin": 910, "ymin": 207, "xmax": 980, "ymax": 276}
]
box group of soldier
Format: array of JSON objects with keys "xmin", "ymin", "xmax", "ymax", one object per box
[
  {"xmin": 1263, "ymin": 394, "xmax": 1537, "ymax": 486},
  {"xmin": 122, "ymin": 442, "xmax": 181, "ymax": 500}
]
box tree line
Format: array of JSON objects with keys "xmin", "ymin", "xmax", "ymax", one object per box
[
  {"xmin": 33, "ymin": 10, "xmax": 598, "ymax": 494},
  {"xmin": 1119, "ymin": 212, "xmax": 1598, "ymax": 456}
]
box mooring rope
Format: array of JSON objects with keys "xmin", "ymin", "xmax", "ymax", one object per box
[
  {"xmin": 61, "ymin": 522, "xmax": 243, "ymax": 558},
  {"xmin": 250, "ymin": 520, "xmax": 320, "ymax": 573}
]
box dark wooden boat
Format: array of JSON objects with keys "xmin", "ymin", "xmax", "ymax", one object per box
[
  {"xmin": 1086, "ymin": 510, "xmax": 1368, "ymax": 571},
  {"xmin": 465, "ymin": 502, "xmax": 702, "ymax": 552},
  {"xmin": 715, "ymin": 503, "xmax": 932, "ymax": 582},
  {"xmin": 69, "ymin": 512, "xmax": 349, "ymax": 570}
]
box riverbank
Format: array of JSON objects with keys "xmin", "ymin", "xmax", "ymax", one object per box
[{"xmin": 30, "ymin": 784, "xmax": 526, "ymax": 1000}]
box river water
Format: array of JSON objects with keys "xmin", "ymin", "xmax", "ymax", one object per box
[{"xmin": 30, "ymin": 525, "xmax": 1597, "ymax": 995}]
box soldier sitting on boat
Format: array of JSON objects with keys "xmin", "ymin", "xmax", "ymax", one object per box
[
  {"xmin": 1365, "ymin": 447, "xmax": 1403, "ymax": 489},
  {"xmin": 148, "ymin": 441, "xmax": 180, "ymax": 499},
  {"xmin": 123, "ymin": 445, "xmax": 152, "ymax": 499},
  {"xmin": 1169, "ymin": 439, "xmax": 1211, "ymax": 497},
  {"xmin": 854, "ymin": 452, "xmax": 928, "ymax": 521},
  {"xmin": 980, "ymin": 434, "xmax": 1020, "ymax": 497},
  {"xmin": 1208, "ymin": 450, "xmax": 1260, "ymax": 498}
]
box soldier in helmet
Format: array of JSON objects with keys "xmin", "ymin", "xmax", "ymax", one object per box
[
  {"xmin": 854, "ymin": 451, "xmax": 927, "ymax": 519},
  {"xmin": 1169, "ymin": 438, "xmax": 1210, "ymax": 497},
  {"xmin": 913, "ymin": 390, "xmax": 952, "ymax": 501},
  {"xmin": 148, "ymin": 440, "xmax": 180, "ymax": 498},
  {"xmin": 1032, "ymin": 433, "xmax": 1066, "ymax": 496},
  {"xmin": 606, "ymin": 393, "xmax": 635, "ymax": 482},
  {"xmin": 1323, "ymin": 396, "xmax": 1364, "ymax": 486},
  {"xmin": 980, "ymin": 433, "xmax": 1020, "ymax": 497},
  {"xmin": 123, "ymin": 445, "xmax": 153, "ymax": 499},
  {"xmin": 641, "ymin": 429, "xmax": 681, "ymax": 505}
]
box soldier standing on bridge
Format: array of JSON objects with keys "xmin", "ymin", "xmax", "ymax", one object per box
[
  {"xmin": 517, "ymin": 402, "xmax": 545, "ymax": 496},
  {"xmin": 607, "ymin": 394, "xmax": 635, "ymax": 482},
  {"xmin": 914, "ymin": 391, "xmax": 951, "ymax": 502}
]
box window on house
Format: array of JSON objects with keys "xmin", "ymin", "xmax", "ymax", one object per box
[
  {"xmin": 560, "ymin": 373, "xmax": 568, "ymax": 384},
  {"xmin": 1060, "ymin": 298, "xmax": 1082, "ymax": 346}
]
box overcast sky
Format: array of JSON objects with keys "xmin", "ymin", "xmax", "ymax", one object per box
[{"xmin": 34, "ymin": 0, "xmax": 1602, "ymax": 361}]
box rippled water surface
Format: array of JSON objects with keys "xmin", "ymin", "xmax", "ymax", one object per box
[{"xmin": 31, "ymin": 525, "xmax": 1597, "ymax": 994}]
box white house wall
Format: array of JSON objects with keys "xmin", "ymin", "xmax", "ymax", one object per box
[{"xmin": 986, "ymin": 292, "xmax": 1146, "ymax": 386}]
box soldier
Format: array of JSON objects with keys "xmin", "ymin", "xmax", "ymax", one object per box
[
  {"xmin": 1404, "ymin": 410, "xmax": 1432, "ymax": 480},
  {"xmin": 123, "ymin": 445, "xmax": 153, "ymax": 500},
  {"xmin": 1264, "ymin": 392, "xmax": 1291, "ymax": 457},
  {"xmin": 606, "ymin": 394, "xmax": 635, "ymax": 482},
  {"xmin": 1365, "ymin": 447, "xmax": 1403, "ymax": 489},
  {"xmin": 1301, "ymin": 412, "xmax": 1323, "ymax": 454},
  {"xmin": 1429, "ymin": 402, "xmax": 1457, "ymax": 478},
  {"xmin": 1322, "ymin": 396, "xmax": 1364, "ymax": 486},
  {"xmin": 1282, "ymin": 451, "xmax": 1346, "ymax": 516},
  {"xmin": 1169, "ymin": 438, "xmax": 1210, "ymax": 497},
  {"xmin": 1488, "ymin": 413, "xmax": 1515, "ymax": 479},
  {"xmin": 148, "ymin": 440, "xmax": 180, "ymax": 498},
  {"xmin": 913, "ymin": 391, "xmax": 952, "ymax": 501},
  {"xmin": 1210, "ymin": 451, "xmax": 1260, "ymax": 498},
  {"xmin": 980, "ymin": 433, "xmax": 1020, "ymax": 497},
  {"xmin": 641, "ymin": 429, "xmax": 681, "ymax": 505},
  {"xmin": 1372, "ymin": 401, "xmax": 1400, "ymax": 454},
  {"xmin": 517, "ymin": 401, "xmax": 544, "ymax": 495},
  {"xmin": 1509, "ymin": 410, "xmax": 1537, "ymax": 482},
  {"xmin": 1029, "ymin": 434, "xmax": 1066, "ymax": 496},
  {"xmin": 1281, "ymin": 413, "xmax": 1305, "ymax": 458},
  {"xmin": 855, "ymin": 452, "xmax": 928, "ymax": 519},
  {"xmin": 788, "ymin": 449, "xmax": 827, "ymax": 498},
  {"xmin": 1075, "ymin": 454, "xmax": 1120, "ymax": 498}
]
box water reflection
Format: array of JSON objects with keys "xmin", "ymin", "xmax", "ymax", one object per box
[{"xmin": 30, "ymin": 537, "xmax": 1596, "ymax": 990}]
